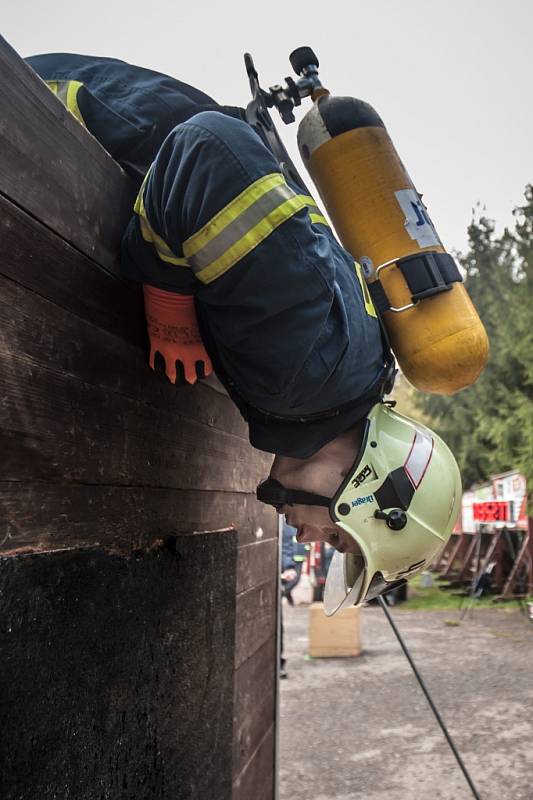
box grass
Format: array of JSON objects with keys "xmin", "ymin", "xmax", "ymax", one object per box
[{"xmin": 397, "ymin": 572, "xmax": 529, "ymax": 612}]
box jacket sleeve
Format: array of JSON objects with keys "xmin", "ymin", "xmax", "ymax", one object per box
[
  {"xmin": 31, "ymin": 72, "xmax": 150, "ymax": 183},
  {"xmin": 122, "ymin": 109, "xmax": 309, "ymax": 295},
  {"xmin": 121, "ymin": 110, "xmax": 385, "ymax": 417}
]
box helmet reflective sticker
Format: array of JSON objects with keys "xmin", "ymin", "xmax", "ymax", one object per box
[{"xmin": 404, "ymin": 430, "xmax": 434, "ymax": 487}]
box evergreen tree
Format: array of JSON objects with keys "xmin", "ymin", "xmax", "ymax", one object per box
[{"xmin": 415, "ymin": 186, "xmax": 533, "ymax": 495}]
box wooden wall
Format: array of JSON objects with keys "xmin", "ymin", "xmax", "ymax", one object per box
[{"xmin": 0, "ymin": 36, "xmax": 278, "ymax": 799}]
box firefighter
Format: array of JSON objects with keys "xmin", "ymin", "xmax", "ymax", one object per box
[
  {"xmin": 27, "ymin": 52, "xmax": 388, "ymax": 456},
  {"xmin": 26, "ymin": 54, "xmax": 461, "ymax": 607}
]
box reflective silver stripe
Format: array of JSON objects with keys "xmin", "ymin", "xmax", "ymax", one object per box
[
  {"xmin": 306, "ymin": 200, "xmax": 321, "ymax": 216},
  {"xmin": 299, "ymin": 194, "xmax": 330, "ymax": 226},
  {"xmin": 55, "ymin": 81, "xmax": 69, "ymax": 106},
  {"xmin": 187, "ymin": 182, "xmax": 298, "ymax": 274},
  {"xmin": 46, "ymin": 80, "xmax": 85, "ymax": 126}
]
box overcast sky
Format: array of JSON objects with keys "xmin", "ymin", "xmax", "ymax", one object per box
[{"xmin": 4, "ymin": 0, "xmax": 531, "ymax": 254}]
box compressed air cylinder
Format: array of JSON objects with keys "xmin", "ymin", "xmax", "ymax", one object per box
[{"xmin": 297, "ymin": 94, "xmax": 489, "ymax": 395}]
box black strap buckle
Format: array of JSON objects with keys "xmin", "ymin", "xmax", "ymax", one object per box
[
  {"xmin": 398, "ymin": 251, "xmax": 462, "ymax": 304},
  {"xmin": 368, "ymin": 251, "xmax": 463, "ymax": 314}
]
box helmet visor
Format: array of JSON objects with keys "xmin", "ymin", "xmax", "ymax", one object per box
[
  {"xmin": 323, "ymin": 551, "xmax": 366, "ymax": 616},
  {"xmin": 324, "ymin": 552, "xmax": 407, "ymax": 616}
]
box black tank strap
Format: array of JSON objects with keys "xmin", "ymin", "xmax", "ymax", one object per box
[
  {"xmin": 368, "ymin": 281, "xmax": 391, "ymax": 316},
  {"xmin": 368, "ymin": 251, "xmax": 462, "ymax": 312},
  {"xmin": 399, "ymin": 252, "xmax": 462, "ymax": 302}
]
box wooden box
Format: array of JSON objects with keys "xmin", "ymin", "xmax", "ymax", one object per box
[{"xmin": 308, "ymin": 602, "xmax": 362, "ymax": 657}]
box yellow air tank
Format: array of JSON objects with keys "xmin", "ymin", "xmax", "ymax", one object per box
[{"xmin": 297, "ymin": 93, "xmax": 489, "ymax": 394}]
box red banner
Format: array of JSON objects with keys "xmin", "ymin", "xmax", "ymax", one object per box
[{"xmin": 473, "ymin": 501, "xmax": 511, "ymax": 522}]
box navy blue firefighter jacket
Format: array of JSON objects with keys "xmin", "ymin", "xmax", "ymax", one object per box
[{"xmin": 26, "ymin": 53, "xmax": 388, "ymax": 458}]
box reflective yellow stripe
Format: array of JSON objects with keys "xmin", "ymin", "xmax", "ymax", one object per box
[
  {"xmin": 309, "ymin": 211, "xmax": 329, "ymax": 226},
  {"xmin": 299, "ymin": 194, "xmax": 330, "ymax": 227},
  {"xmin": 46, "ymin": 79, "xmax": 85, "ymax": 126},
  {"xmin": 133, "ymin": 171, "xmax": 189, "ymax": 267},
  {"xmin": 187, "ymin": 181, "xmax": 297, "ymax": 268},
  {"xmin": 355, "ymin": 261, "xmax": 377, "ymax": 318},
  {"xmin": 184, "ymin": 173, "xmax": 307, "ymax": 284},
  {"xmin": 191, "ymin": 195, "xmax": 306, "ymax": 284},
  {"xmin": 66, "ymin": 81, "xmax": 84, "ymax": 125},
  {"xmin": 185, "ymin": 174, "xmax": 288, "ymax": 258},
  {"xmin": 133, "ymin": 170, "xmax": 150, "ymax": 217}
]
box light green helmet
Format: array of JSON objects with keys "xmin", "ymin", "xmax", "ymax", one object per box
[{"xmin": 324, "ymin": 403, "xmax": 462, "ymax": 616}]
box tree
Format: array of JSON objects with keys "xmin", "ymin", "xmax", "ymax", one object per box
[{"xmin": 415, "ymin": 186, "xmax": 533, "ymax": 494}]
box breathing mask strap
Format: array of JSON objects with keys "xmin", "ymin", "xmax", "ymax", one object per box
[{"xmin": 256, "ymin": 478, "xmax": 332, "ymax": 509}]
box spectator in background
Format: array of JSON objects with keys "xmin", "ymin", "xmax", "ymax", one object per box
[
  {"xmin": 282, "ymin": 519, "xmax": 309, "ymax": 606},
  {"xmin": 280, "ymin": 519, "xmax": 310, "ymax": 678}
]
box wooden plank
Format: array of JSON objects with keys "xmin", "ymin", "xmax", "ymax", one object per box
[
  {"xmin": 0, "ymin": 268, "xmax": 265, "ymax": 441},
  {"xmin": 0, "ymin": 35, "xmax": 135, "ymax": 273},
  {"xmin": 236, "ymin": 538, "xmax": 278, "ymax": 595},
  {"xmin": 439, "ymin": 533, "xmax": 463, "ymax": 578},
  {"xmin": 233, "ymin": 636, "xmax": 276, "ymax": 780},
  {"xmin": 456, "ymin": 535, "xmax": 478, "ymax": 583},
  {"xmin": 0, "ymin": 534, "xmax": 236, "ymax": 800},
  {"xmin": 0, "ymin": 39, "xmax": 279, "ymax": 800},
  {"xmin": 0, "ymin": 350, "xmax": 269, "ymax": 491},
  {"xmin": 0, "ymin": 192, "xmax": 144, "ymax": 344},
  {"xmin": 0, "ymin": 483, "xmax": 277, "ymax": 554},
  {"xmin": 232, "ymin": 726, "xmax": 275, "ymax": 800},
  {"xmin": 235, "ymin": 579, "xmax": 277, "ymax": 669},
  {"xmin": 500, "ymin": 531, "xmax": 531, "ymax": 597}
]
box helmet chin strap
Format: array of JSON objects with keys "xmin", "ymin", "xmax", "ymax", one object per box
[{"xmin": 256, "ymin": 478, "xmax": 332, "ymax": 509}]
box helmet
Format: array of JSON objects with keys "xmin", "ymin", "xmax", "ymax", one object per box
[
  {"xmin": 257, "ymin": 402, "xmax": 461, "ymax": 615},
  {"xmin": 324, "ymin": 402, "xmax": 461, "ymax": 614}
]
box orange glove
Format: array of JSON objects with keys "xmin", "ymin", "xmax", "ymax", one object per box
[{"xmin": 142, "ymin": 285, "xmax": 213, "ymax": 384}]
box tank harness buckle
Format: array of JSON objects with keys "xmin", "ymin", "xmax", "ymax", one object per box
[{"xmin": 368, "ymin": 252, "xmax": 463, "ymax": 314}]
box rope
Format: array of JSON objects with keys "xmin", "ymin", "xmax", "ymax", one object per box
[{"xmin": 378, "ymin": 596, "xmax": 483, "ymax": 800}]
